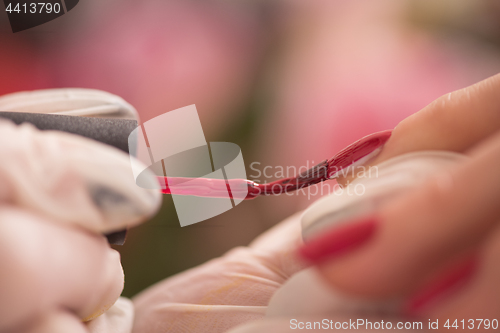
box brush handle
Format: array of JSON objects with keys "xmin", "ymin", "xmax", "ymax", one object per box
[{"xmin": 0, "ymin": 112, "xmax": 137, "ymax": 154}]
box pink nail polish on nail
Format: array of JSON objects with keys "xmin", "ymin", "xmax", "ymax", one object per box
[
  {"xmin": 405, "ymin": 256, "xmax": 478, "ymax": 314},
  {"xmin": 328, "ymin": 129, "xmax": 392, "ymax": 178},
  {"xmin": 298, "ymin": 216, "xmax": 378, "ymax": 264}
]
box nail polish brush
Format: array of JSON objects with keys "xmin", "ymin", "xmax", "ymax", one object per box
[{"xmin": 158, "ymin": 130, "xmax": 392, "ymax": 200}]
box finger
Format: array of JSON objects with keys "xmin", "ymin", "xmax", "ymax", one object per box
[
  {"xmin": 410, "ymin": 225, "xmax": 500, "ymax": 329},
  {"xmin": 132, "ymin": 213, "xmax": 306, "ymax": 333},
  {"xmin": 0, "ymin": 207, "xmax": 123, "ymax": 331},
  {"xmin": 248, "ymin": 211, "xmax": 307, "ymax": 277},
  {"xmin": 338, "ymin": 73, "xmax": 500, "ymax": 186},
  {"xmin": 0, "ymin": 120, "xmax": 161, "ymax": 233},
  {"xmin": 305, "ymin": 130, "xmax": 500, "ymax": 299},
  {"xmin": 374, "ymin": 73, "xmax": 500, "ymax": 163}
]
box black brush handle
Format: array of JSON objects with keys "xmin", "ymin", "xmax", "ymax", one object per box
[{"xmin": 0, "ymin": 112, "xmax": 137, "ymax": 154}]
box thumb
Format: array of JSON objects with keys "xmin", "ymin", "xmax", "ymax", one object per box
[{"xmin": 375, "ymin": 73, "xmax": 500, "ymax": 163}]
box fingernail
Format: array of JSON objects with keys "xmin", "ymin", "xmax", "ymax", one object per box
[
  {"xmin": 299, "ymin": 216, "xmax": 378, "ymax": 264},
  {"xmin": 405, "ymin": 256, "xmax": 478, "ymax": 314},
  {"xmin": 329, "ymin": 129, "xmax": 392, "ymax": 178}
]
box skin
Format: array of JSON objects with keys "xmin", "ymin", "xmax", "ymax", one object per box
[
  {"xmin": 315, "ymin": 73, "xmax": 500, "ymax": 328},
  {"xmin": 132, "ymin": 212, "xmax": 307, "ymax": 333}
]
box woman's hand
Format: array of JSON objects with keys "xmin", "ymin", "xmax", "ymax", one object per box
[
  {"xmin": 132, "ymin": 74, "xmax": 500, "ymax": 333},
  {"xmin": 300, "ymin": 73, "xmax": 500, "ymax": 329}
]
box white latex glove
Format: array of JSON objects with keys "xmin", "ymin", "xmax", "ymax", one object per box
[{"xmin": 0, "ymin": 90, "xmax": 161, "ymax": 333}]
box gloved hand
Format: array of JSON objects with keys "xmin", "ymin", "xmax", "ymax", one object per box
[
  {"xmin": 0, "ymin": 89, "xmax": 161, "ymax": 333},
  {"xmin": 132, "ymin": 73, "xmax": 500, "ymax": 333}
]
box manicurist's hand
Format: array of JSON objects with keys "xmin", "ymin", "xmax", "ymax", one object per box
[{"xmin": 0, "ymin": 90, "xmax": 161, "ymax": 333}]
